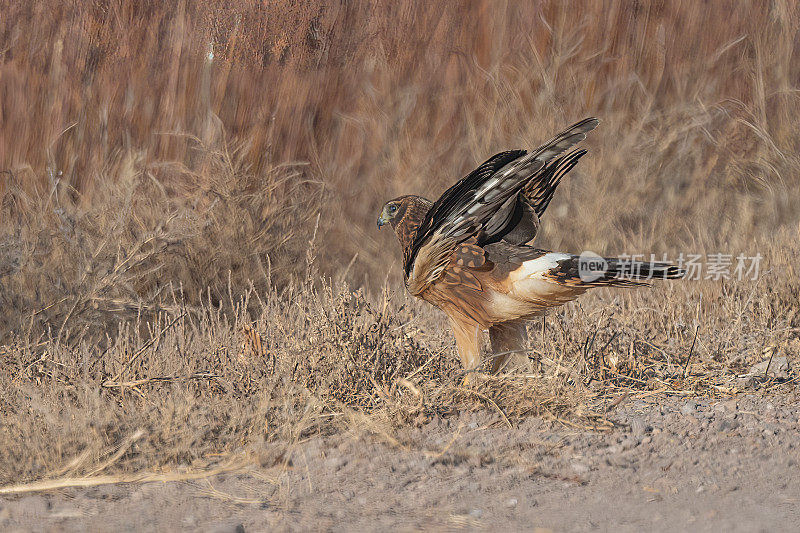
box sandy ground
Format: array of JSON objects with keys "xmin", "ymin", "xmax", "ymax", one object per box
[{"xmin": 2, "ymin": 393, "xmax": 799, "ymax": 532}]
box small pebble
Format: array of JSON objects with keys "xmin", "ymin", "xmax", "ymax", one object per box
[
  {"xmin": 715, "ymin": 419, "xmax": 739, "ymax": 432},
  {"xmin": 325, "ymin": 456, "xmax": 347, "ymax": 470},
  {"xmin": 571, "ymin": 462, "xmax": 590, "ymax": 474},
  {"xmin": 630, "ymin": 417, "xmax": 650, "ymax": 436},
  {"xmin": 681, "ymin": 401, "xmax": 697, "ymax": 415}
]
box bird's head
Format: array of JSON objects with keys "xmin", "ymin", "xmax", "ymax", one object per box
[
  {"xmin": 377, "ymin": 196, "xmax": 417, "ymax": 229},
  {"xmin": 377, "ymin": 195, "xmax": 433, "ymax": 246},
  {"xmin": 377, "ymin": 199, "xmax": 400, "ymax": 229}
]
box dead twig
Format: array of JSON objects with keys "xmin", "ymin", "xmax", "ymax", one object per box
[
  {"xmin": 0, "ymin": 461, "xmax": 250, "ymax": 495},
  {"xmin": 86, "ymin": 430, "xmax": 146, "ymax": 476},
  {"xmin": 107, "ymin": 312, "xmax": 186, "ymax": 384},
  {"xmin": 102, "ymin": 371, "xmax": 219, "ymax": 389},
  {"xmin": 605, "ymin": 392, "xmax": 630, "ymax": 412},
  {"xmin": 683, "ymin": 324, "xmax": 700, "ymax": 378}
]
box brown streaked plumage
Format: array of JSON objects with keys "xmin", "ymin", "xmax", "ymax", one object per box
[{"xmin": 378, "ymin": 118, "xmax": 684, "ymax": 376}]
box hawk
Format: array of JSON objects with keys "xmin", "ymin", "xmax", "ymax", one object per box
[{"xmin": 377, "ymin": 118, "xmax": 684, "ymax": 376}]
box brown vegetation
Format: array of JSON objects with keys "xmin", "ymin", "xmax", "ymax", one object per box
[{"xmin": 0, "ymin": 1, "xmax": 798, "ymax": 486}]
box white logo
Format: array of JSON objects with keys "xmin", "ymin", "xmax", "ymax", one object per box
[{"xmin": 578, "ymin": 251, "xmax": 608, "ymax": 282}]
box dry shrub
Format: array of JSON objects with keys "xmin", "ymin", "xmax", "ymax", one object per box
[
  {"xmin": 0, "ymin": 131, "xmax": 318, "ymax": 341},
  {"xmin": 0, "ymin": 278, "xmax": 567, "ymax": 485},
  {"xmin": 2, "ymin": 245, "xmax": 797, "ymax": 484}
]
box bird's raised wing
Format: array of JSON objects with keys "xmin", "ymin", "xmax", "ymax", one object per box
[
  {"xmin": 404, "ymin": 118, "xmax": 599, "ymax": 295},
  {"xmin": 498, "ymin": 148, "xmax": 590, "ymax": 246},
  {"xmin": 523, "ymin": 147, "xmax": 588, "ymax": 218}
]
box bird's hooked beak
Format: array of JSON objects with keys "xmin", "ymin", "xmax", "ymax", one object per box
[{"xmin": 377, "ymin": 206, "xmax": 388, "ymax": 228}]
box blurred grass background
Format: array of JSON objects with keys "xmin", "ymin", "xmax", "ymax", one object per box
[
  {"xmin": 2, "ymin": 1, "xmax": 799, "ymax": 332},
  {"xmin": 1, "ymin": 1, "xmax": 799, "ymax": 483}
]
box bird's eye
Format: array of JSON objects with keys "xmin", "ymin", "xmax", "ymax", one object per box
[{"xmin": 389, "ymin": 204, "xmax": 398, "ymax": 213}]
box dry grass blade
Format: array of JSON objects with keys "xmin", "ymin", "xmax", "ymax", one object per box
[
  {"xmin": 105, "ymin": 313, "xmax": 186, "ymax": 385},
  {"xmin": 0, "ymin": 461, "xmax": 251, "ymax": 496},
  {"xmin": 86, "ymin": 429, "xmax": 146, "ymax": 477},
  {"xmin": 191, "ymin": 479, "xmax": 266, "ymax": 506}
]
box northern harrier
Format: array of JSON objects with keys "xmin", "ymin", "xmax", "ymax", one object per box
[{"xmin": 378, "ymin": 118, "xmax": 684, "ymax": 375}]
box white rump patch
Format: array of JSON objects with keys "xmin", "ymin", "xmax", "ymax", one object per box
[
  {"xmin": 508, "ymin": 252, "xmax": 571, "ymax": 282},
  {"xmin": 485, "ymin": 251, "xmax": 588, "ymax": 320},
  {"xmin": 497, "ymin": 252, "xmax": 585, "ymax": 315}
]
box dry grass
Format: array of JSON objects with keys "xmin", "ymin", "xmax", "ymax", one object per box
[{"xmin": 1, "ymin": 1, "xmax": 799, "ymax": 486}]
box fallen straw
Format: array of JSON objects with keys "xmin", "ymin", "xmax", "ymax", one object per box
[{"xmin": 0, "ymin": 462, "xmax": 250, "ymax": 495}]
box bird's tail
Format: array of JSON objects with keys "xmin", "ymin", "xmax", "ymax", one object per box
[
  {"xmin": 493, "ymin": 249, "xmax": 684, "ymax": 321},
  {"xmin": 545, "ymin": 254, "xmax": 685, "ymax": 288}
]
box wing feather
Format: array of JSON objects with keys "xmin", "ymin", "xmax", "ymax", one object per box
[
  {"xmin": 523, "ymin": 148, "xmax": 587, "ymax": 218},
  {"xmin": 405, "ymin": 118, "xmax": 599, "ymax": 295}
]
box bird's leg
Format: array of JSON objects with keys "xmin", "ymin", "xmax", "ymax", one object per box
[
  {"xmin": 488, "ymin": 320, "xmax": 529, "ymax": 374},
  {"xmin": 449, "ymin": 317, "xmax": 482, "ymax": 385}
]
